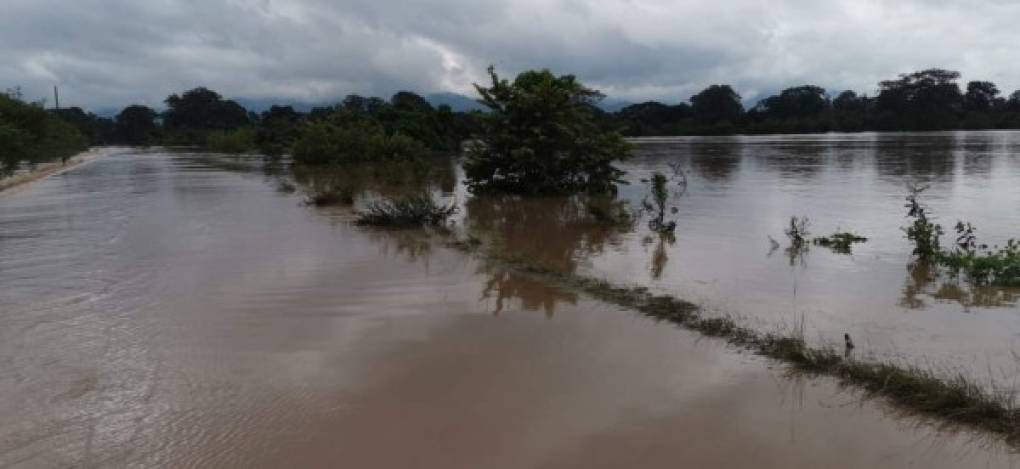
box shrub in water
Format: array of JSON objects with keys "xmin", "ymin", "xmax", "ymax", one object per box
[
  {"xmin": 464, "ymin": 66, "xmax": 630, "ymax": 194},
  {"xmin": 355, "ymin": 193, "xmax": 458, "ymax": 227},
  {"xmin": 207, "ymin": 128, "xmax": 256, "ymax": 154}
]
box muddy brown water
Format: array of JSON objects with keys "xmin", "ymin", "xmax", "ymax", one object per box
[
  {"xmin": 462, "ymin": 132, "xmax": 1020, "ymax": 384},
  {"xmin": 0, "ymin": 143, "xmax": 1018, "ymax": 467}
]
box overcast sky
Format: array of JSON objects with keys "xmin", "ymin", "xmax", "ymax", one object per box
[{"xmin": 4, "ymin": 0, "xmax": 1020, "ymax": 111}]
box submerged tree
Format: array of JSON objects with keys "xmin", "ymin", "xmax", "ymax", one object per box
[{"xmin": 464, "ymin": 66, "xmax": 630, "ymax": 194}]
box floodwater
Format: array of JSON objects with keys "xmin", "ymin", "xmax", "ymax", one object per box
[
  {"xmin": 0, "ymin": 144, "xmax": 1017, "ymax": 467},
  {"xmin": 464, "ymin": 131, "xmax": 1020, "ymax": 384}
]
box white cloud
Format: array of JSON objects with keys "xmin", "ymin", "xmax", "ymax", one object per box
[{"xmin": 3, "ymin": 0, "xmax": 1020, "ymax": 110}]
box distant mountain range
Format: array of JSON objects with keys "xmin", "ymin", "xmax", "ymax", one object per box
[{"xmin": 91, "ymin": 92, "xmax": 634, "ymax": 118}]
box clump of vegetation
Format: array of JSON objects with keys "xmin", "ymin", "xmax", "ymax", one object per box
[
  {"xmin": 464, "ymin": 66, "xmax": 630, "ymax": 195},
  {"xmin": 940, "ymin": 228, "xmax": 1020, "ymax": 286},
  {"xmin": 355, "ymin": 193, "xmax": 458, "ymax": 227},
  {"xmin": 276, "ymin": 181, "xmax": 297, "ymax": 193},
  {"xmin": 1, "ymin": 91, "xmax": 88, "ymax": 176},
  {"xmin": 292, "ymin": 117, "xmax": 430, "ymax": 165},
  {"xmin": 904, "ymin": 184, "xmax": 944, "ymax": 260},
  {"xmin": 903, "ymin": 187, "xmax": 1020, "ymax": 286},
  {"xmin": 647, "ymin": 172, "xmax": 676, "ymax": 232},
  {"xmin": 784, "ymin": 216, "xmax": 811, "ymax": 248},
  {"xmin": 305, "ymin": 187, "xmax": 355, "ymax": 207},
  {"xmin": 206, "ymin": 128, "xmax": 256, "ymax": 154},
  {"xmin": 813, "ymin": 232, "xmax": 868, "ymax": 254},
  {"xmin": 586, "ymin": 196, "xmax": 634, "ymax": 227}
]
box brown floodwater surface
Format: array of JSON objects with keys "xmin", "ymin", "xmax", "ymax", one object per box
[
  {"xmin": 463, "ymin": 131, "xmax": 1020, "ymax": 385},
  {"xmin": 0, "ymin": 147, "xmax": 1018, "ymax": 467}
]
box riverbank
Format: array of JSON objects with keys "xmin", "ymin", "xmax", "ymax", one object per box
[{"xmin": 0, "ymin": 147, "xmax": 122, "ymax": 194}]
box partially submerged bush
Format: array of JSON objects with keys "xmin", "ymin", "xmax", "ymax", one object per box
[
  {"xmin": 207, "ymin": 128, "xmax": 256, "ymax": 154},
  {"xmin": 586, "ymin": 197, "xmax": 634, "ymax": 227},
  {"xmin": 645, "ymin": 172, "xmax": 677, "ymax": 233},
  {"xmin": 941, "ymin": 237, "xmax": 1020, "ymax": 286},
  {"xmin": 464, "ymin": 66, "xmax": 630, "ymax": 194},
  {"xmin": 306, "ymin": 187, "xmax": 355, "ymax": 206},
  {"xmin": 292, "ymin": 116, "xmax": 430, "ymax": 165},
  {"xmin": 355, "ymin": 193, "xmax": 458, "ymax": 227},
  {"xmin": 784, "ymin": 216, "xmax": 811, "ymax": 248},
  {"xmin": 813, "ymin": 232, "xmax": 868, "ymax": 254},
  {"xmin": 904, "ymin": 184, "xmax": 943, "ymax": 260},
  {"xmin": 903, "ymin": 187, "xmax": 1020, "ymax": 286}
]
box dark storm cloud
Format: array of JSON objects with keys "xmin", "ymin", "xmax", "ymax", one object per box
[{"xmin": 3, "ymin": 0, "xmax": 1020, "ymax": 110}]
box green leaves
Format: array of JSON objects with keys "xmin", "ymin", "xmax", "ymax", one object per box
[{"xmin": 465, "ymin": 67, "xmax": 629, "ymax": 195}]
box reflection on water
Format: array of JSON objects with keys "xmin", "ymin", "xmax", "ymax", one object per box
[
  {"xmin": 902, "ymin": 262, "xmax": 1020, "ymax": 310},
  {"xmin": 458, "ymin": 132, "xmax": 1020, "ymax": 382},
  {"xmin": 2, "ymin": 148, "xmax": 1019, "ymax": 467},
  {"xmin": 480, "ymin": 266, "xmax": 577, "ymax": 316},
  {"xmin": 464, "ymin": 195, "xmax": 625, "ymax": 274}
]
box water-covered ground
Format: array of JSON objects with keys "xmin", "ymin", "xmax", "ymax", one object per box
[
  {"xmin": 0, "ymin": 141, "xmax": 1018, "ymax": 467},
  {"xmin": 464, "ymin": 132, "xmax": 1020, "ymax": 383}
]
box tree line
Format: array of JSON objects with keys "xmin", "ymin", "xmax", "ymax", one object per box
[
  {"xmin": 1, "ymin": 88, "xmax": 88, "ymax": 175},
  {"xmin": 7, "ymin": 67, "xmax": 1020, "ymax": 178},
  {"xmin": 612, "ymin": 69, "xmax": 1020, "ymax": 136}
]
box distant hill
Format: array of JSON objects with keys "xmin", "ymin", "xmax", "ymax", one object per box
[
  {"xmin": 597, "ymin": 97, "xmax": 635, "ymax": 113},
  {"xmin": 425, "ymin": 93, "xmax": 484, "ymax": 112},
  {"xmin": 233, "ymin": 97, "xmax": 327, "ymax": 114},
  {"xmin": 93, "ymin": 93, "xmax": 631, "ymax": 118}
]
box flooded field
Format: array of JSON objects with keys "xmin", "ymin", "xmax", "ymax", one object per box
[
  {"xmin": 465, "ymin": 132, "xmax": 1020, "ymax": 381},
  {"xmin": 1, "ymin": 139, "xmax": 1019, "ymax": 467}
]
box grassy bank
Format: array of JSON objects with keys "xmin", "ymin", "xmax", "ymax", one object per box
[{"xmin": 445, "ymin": 240, "xmax": 1020, "ymax": 444}]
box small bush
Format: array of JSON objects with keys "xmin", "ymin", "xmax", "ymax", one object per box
[
  {"xmin": 355, "ymin": 193, "xmax": 458, "ymax": 227},
  {"xmin": 813, "ymin": 232, "xmax": 868, "ymax": 254},
  {"xmin": 904, "ymin": 184, "xmax": 943, "ymax": 259},
  {"xmin": 784, "ymin": 216, "xmax": 810, "ymax": 248},
  {"xmin": 292, "ymin": 118, "xmax": 430, "ymax": 165},
  {"xmin": 306, "ymin": 187, "xmax": 355, "ymax": 206},
  {"xmin": 586, "ymin": 197, "xmax": 633, "ymax": 227},
  {"xmin": 940, "ymin": 239, "xmax": 1020, "ymax": 286},
  {"xmin": 207, "ymin": 128, "xmax": 256, "ymax": 154}
]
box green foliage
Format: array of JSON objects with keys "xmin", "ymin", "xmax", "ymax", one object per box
[
  {"xmin": 163, "ymin": 87, "xmax": 250, "ymax": 144},
  {"xmin": 939, "ymin": 222, "xmax": 1020, "ymax": 286},
  {"xmin": 902, "ymin": 189, "xmax": 1020, "ymax": 286},
  {"xmin": 784, "ymin": 216, "xmax": 811, "ymax": 248},
  {"xmin": 355, "ymin": 193, "xmax": 458, "ymax": 227},
  {"xmin": 0, "ymin": 93, "xmax": 87, "ymax": 174},
  {"xmin": 115, "ymin": 105, "xmax": 159, "ymax": 145},
  {"xmin": 464, "ymin": 66, "xmax": 630, "ymax": 195},
  {"xmin": 256, "ymin": 105, "xmax": 302, "ymax": 156},
  {"xmin": 206, "ymin": 128, "xmax": 256, "ymax": 154},
  {"xmin": 586, "ymin": 196, "xmax": 633, "ymax": 227},
  {"xmin": 51, "ymin": 107, "xmax": 115, "ymax": 145},
  {"xmin": 690, "ymin": 84, "xmax": 744, "ymax": 125},
  {"xmin": 904, "ymin": 184, "xmax": 944, "ymax": 259},
  {"xmin": 292, "ymin": 116, "xmax": 430, "ymax": 165},
  {"xmin": 813, "ymin": 232, "xmax": 868, "ymax": 254},
  {"xmin": 305, "ymin": 187, "xmax": 355, "ymax": 206}
]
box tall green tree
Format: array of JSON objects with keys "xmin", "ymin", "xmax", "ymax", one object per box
[
  {"xmin": 464, "ymin": 66, "xmax": 629, "ymax": 194},
  {"xmin": 876, "ymin": 69, "xmax": 962, "ymax": 130},
  {"xmin": 690, "ymin": 84, "xmax": 744, "ymax": 126},
  {"xmin": 163, "ymin": 87, "xmax": 250, "ymax": 142},
  {"xmin": 115, "ymin": 105, "xmax": 159, "ymax": 145}
]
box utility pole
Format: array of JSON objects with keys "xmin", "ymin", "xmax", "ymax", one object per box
[{"xmin": 53, "ymin": 86, "xmax": 60, "ymax": 110}]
